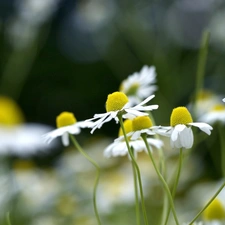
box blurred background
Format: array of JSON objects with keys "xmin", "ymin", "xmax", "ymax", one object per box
[{"xmin": 0, "ymin": 0, "xmax": 225, "ymax": 224}]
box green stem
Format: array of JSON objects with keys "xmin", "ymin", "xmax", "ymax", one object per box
[
  {"xmin": 188, "ymin": 181, "xmax": 225, "ymax": 225},
  {"xmin": 131, "ymin": 148, "xmax": 141, "ymax": 225},
  {"xmin": 194, "ymin": 30, "xmax": 210, "ymax": 116},
  {"xmin": 69, "ymin": 135, "xmax": 102, "ymax": 225},
  {"xmin": 218, "ymin": 125, "xmax": 225, "ymax": 177},
  {"xmin": 142, "ymin": 134, "xmax": 179, "ymax": 225},
  {"xmin": 118, "ymin": 115, "xmax": 149, "ymax": 225},
  {"xmin": 164, "ymin": 148, "xmax": 183, "ymax": 225},
  {"xmin": 6, "ymin": 212, "xmax": 12, "ymax": 225}
]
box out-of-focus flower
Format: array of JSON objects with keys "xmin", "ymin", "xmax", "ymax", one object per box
[
  {"xmin": 199, "ymin": 104, "xmax": 225, "ymax": 125},
  {"xmin": 188, "ymin": 90, "xmax": 222, "ymax": 120},
  {"xmin": 203, "ymin": 198, "xmax": 225, "ymax": 222},
  {"xmin": 119, "ymin": 65, "xmax": 157, "ymax": 105},
  {"xmin": 0, "ymin": 95, "xmax": 55, "ymax": 156},
  {"xmin": 43, "ymin": 111, "xmax": 92, "ymax": 146},
  {"xmin": 7, "ymin": 0, "xmax": 59, "ymax": 48},
  {"xmin": 223, "ymin": 98, "xmax": 225, "ymax": 103},
  {"xmin": 104, "ymin": 118, "xmax": 163, "ymax": 158},
  {"xmin": 155, "ymin": 107, "xmax": 212, "ymax": 149},
  {"xmin": 86, "ymin": 91, "xmax": 158, "ymax": 134}
]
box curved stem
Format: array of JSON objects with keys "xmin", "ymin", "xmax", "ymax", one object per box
[
  {"xmin": 69, "ymin": 134, "xmax": 102, "ymax": 225},
  {"xmin": 188, "ymin": 181, "xmax": 225, "ymax": 225},
  {"xmin": 131, "ymin": 148, "xmax": 141, "ymax": 225},
  {"xmin": 118, "ymin": 115, "xmax": 149, "ymax": 225},
  {"xmin": 142, "ymin": 134, "xmax": 179, "ymax": 225},
  {"xmin": 6, "ymin": 212, "xmax": 12, "ymax": 225},
  {"xmin": 164, "ymin": 148, "xmax": 183, "ymax": 225}
]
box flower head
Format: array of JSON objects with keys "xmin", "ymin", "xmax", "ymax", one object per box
[
  {"xmin": 104, "ymin": 119, "xmax": 163, "ymax": 159},
  {"xmin": 203, "ymin": 198, "xmax": 225, "ymax": 221},
  {"xmin": 86, "ymin": 91, "xmax": 158, "ymax": 134},
  {"xmin": 43, "ymin": 111, "xmax": 91, "ymax": 146},
  {"xmin": 119, "ymin": 65, "xmax": 157, "ymax": 105},
  {"xmin": 199, "ymin": 104, "xmax": 225, "ymax": 125},
  {"xmin": 0, "ymin": 95, "xmax": 54, "ymax": 156},
  {"xmin": 155, "ymin": 106, "xmax": 213, "ymax": 149}
]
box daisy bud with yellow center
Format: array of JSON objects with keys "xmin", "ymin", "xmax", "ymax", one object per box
[
  {"xmin": 86, "ymin": 90, "xmax": 158, "ymax": 134},
  {"xmin": 43, "ymin": 111, "xmax": 89, "ymax": 146},
  {"xmin": 155, "ymin": 106, "xmax": 212, "ymax": 149},
  {"xmin": 106, "ymin": 92, "xmax": 129, "ymax": 112},
  {"xmin": 56, "ymin": 112, "xmax": 77, "ymax": 128},
  {"xmin": 203, "ymin": 198, "xmax": 225, "ymax": 221},
  {"xmin": 132, "ymin": 116, "xmax": 153, "ymax": 131},
  {"xmin": 118, "ymin": 119, "xmax": 133, "ymax": 137},
  {"xmin": 170, "ymin": 107, "xmax": 193, "ymax": 127}
]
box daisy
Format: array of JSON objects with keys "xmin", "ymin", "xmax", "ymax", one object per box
[
  {"xmin": 199, "ymin": 104, "xmax": 225, "ymax": 125},
  {"xmin": 223, "ymin": 98, "xmax": 225, "ymax": 103},
  {"xmin": 43, "ymin": 111, "xmax": 92, "ymax": 146},
  {"xmin": 203, "ymin": 198, "xmax": 225, "ymax": 222},
  {"xmin": 86, "ymin": 91, "xmax": 158, "ymax": 134},
  {"xmin": 155, "ymin": 107, "xmax": 213, "ymax": 149},
  {"xmin": 0, "ymin": 95, "xmax": 55, "ymax": 156},
  {"xmin": 119, "ymin": 65, "xmax": 157, "ymax": 105},
  {"xmin": 104, "ymin": 118, "xmax": 163, "ymax": 159}
]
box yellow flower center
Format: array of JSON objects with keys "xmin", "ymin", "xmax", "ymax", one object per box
[
  {"xmin": 211, "ymin": 104, "xmax": 225, "ymax": 111},
  {"xmin": 105, "ymin": 92, "xmax": 129, "ymax": 112},
  {"xmin": 203, "ymin": 198, "xmax": 225, "ymax": 221},
  {"xmin": 170, "ymin": 107, "xmax": 193, "ymax": 127},
  {"xmin": 56, "ymin": 112, "xmax": 77, "ymax": 128},
  {"xmin": 0, "ymin": 96, "xmax": 24, "ymax": 125},
  {"xmin": 196, "ymin": 90, "xmax": 214, "ymax": 101},
  {"xmin": 118, "ymin": 119, "xmax": 133, "ymax": 137},
  {"xmin": 132, "ymin": 116, "xmax": 153, "ymax": 131}
]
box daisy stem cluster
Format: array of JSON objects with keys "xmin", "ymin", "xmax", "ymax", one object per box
[
  {"xmin": 118, "ymin": 114, "xmax": 149, "ymax": 225},
  {"xmin": 69, "ymin": 134, "xmax": 102, "ymax": 225},
  {"xmin": 141, "ymin": 134, "xmax": 180, "ymax": 225},
  {"xmin": 188, "ymin": 181, "xmax": 225, "ymax": 225}
]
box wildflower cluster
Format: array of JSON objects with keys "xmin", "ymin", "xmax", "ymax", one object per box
[{"xmin": 41, "ymin": 65, "xmax": 225, "ymax": 225}]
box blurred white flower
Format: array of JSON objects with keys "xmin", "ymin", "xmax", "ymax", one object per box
[
  {"xmin": 199, "ymin": 104, "xmax": 225, "ymax": 125},
  {"xmin": 119, "ymin": 65, "xmax": 157, "ymax": 105},
  {"xmin": 0, "ymin": 123, "xmax": 55, "ymax": 157}
]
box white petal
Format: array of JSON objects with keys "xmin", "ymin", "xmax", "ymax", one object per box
[
  {"xmin": 61, "ymin": 132, "xmax": 69, "ymax": 146},
  {"xmin": 131, "ymin": 131, "xmax": 141, "ymax": 140},
  {"xmin": 135, "ymin": 95, "xmax": 155, "ymax": 107},
  {"xmin": 179, "ymin": 127, "xmax": 193, "ymax": 149},
  {"xmin": 189, "ymin": 122, "xmax": 213, "ymax": 135}
]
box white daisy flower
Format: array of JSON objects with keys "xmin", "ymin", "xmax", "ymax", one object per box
[
  {"xmin": 223, "ymin": 98, "xmax": 225, "ymax": 103},
  {"xmin": 187, "ymin": 90, "xmax": 222, "ymax": 120},
  {"xmin": 43, "ymin": 112, "xmax": 92, "ymax": 146},
  {"xmin": 104, "ymin": 119, "xmax": 163, "ymax": 159},
  {"xmin": 0, "ymin": 123, "xmax": 55, "ymax": 157},
  {"xmin": 155, "ymin": 107, "xmax": 213, "ymax": 149},
  {"xmin": 119, "ymin": 65, "xmax": 157, "ymax": 105},
  {"xmin": 86, "ymin": 91, "xmax": 158, "ymax": 134},
  {"xmin": 199, "ymin": 104, "xmax": 225, "ymax": 125},
  {"xmin": 0, "ymin": 95, "xmax": 55, "ymax": 156}
]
